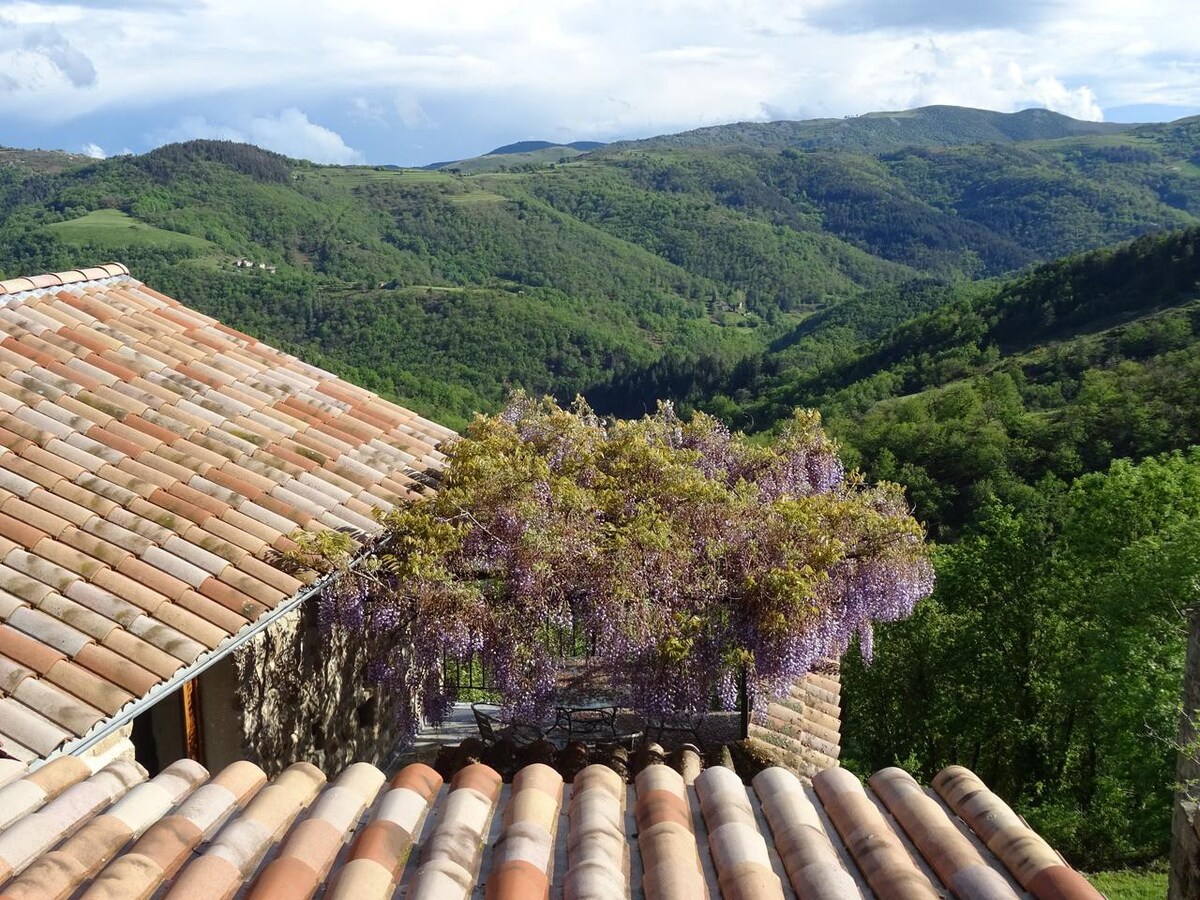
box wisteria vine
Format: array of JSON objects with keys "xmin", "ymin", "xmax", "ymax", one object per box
[{"xmin": 298, "ymin": 392, "xmax": 934, "ymax": 746}]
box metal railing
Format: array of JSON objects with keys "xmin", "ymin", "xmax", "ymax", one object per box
[{"xmin": 442, "ymin": 621, "xmax": 596, "ymax": 699}]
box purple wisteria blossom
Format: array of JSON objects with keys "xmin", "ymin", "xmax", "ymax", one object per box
[{"xmin": 302, "ymin": 393, "xmax": 934, "ymax": 746}]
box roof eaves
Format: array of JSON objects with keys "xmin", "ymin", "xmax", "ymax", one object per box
[
  {"xmin": 32, "ymin": 564, "xmax": 324, "ymax": 769},
  {"xmin": 0, "ymin": 264, "xmax": 129, "ymax": 297}
]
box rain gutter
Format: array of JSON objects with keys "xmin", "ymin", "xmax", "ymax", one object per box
[{"xmin": 32, "ymin": 569, "xmax": 333, "ymax": 770}]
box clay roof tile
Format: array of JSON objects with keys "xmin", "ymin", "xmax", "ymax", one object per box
[
  {"xmin": 157, "ymin": 593, "xmax": 239, "ymax": 643},
  {"xmin": 109, "ymin": 620, "xmax": 197, "ymax": 670},
  {"xmin": 73, "ymin": 642, "xmax": 160, "ymax": 696},
  {"xmin": 196, "ymin": 517, "xmax": 268, "ymax": 557},
  {"xmin": 0, "ymin": 267, "xmax": 454, "ymax": 772},
  {"xmin": 196, "ymin": 577, "xmax": 269, "ymax": 622},
  {"xmin": 50, "ymin": 479, "xmax": 117, "ymax": 519},
  {"xmin": 43, "ymin": 658, "xmax": 133, "ymax": 715},
  {"xmin": 0, "ymin": 624, "xmax": 67, "ymax": 674}
]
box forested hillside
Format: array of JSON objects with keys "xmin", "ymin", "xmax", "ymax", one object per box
[
  {"xmin": 701, "ymin": 227, "xmax": 1200, "ymax": 532},
  {"xmin": 725, "ymin": 228, "xmax": 1200, "ymax": 868},
  {"xmin": 845, "ymin": 448, "xmax": 1200, "ymax": 869},
  {"xmin": 0, "ymin": 107, "xmax": 1196, "ymax": 432},
  {"xmin": 611, "ymin": 105, "xmax": 1128, "ymax": 153}
]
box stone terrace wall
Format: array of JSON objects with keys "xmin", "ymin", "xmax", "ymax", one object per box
[{"xmin": 231, "ymin": 606, "xmax": 402, "ymax": 777}]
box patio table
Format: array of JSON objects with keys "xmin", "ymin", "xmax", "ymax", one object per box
[{"xmin": 549, "ymin": 698, "xmax": 620, "ymax": 742}]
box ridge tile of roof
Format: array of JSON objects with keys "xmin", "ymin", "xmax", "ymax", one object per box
[
  {"xmin": 0, "ymin": 756, "xmax": 1101, "ymax": 899},
  {"xmin": 0, "ymin": 265, "xmax": 455, "ymax": 770}
]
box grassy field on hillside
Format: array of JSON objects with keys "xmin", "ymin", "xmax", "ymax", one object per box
[
  {"xmin": 443, "ymin": 146, "xmax": 588, "ymax": 174},
  {"xmin": 1087, "ymin": 868, "xmax": 1167, "ymax": 898},
  {"xmin": 313, "ymin": 167, "xmax": 456, "ymax": 188},
  {"xmin": 446, "ymin": 190, "xmax": 507, "ymax": 205},
  {"xmin": 46, "ymin": 209, "xmax": 215, "ymax": 251}
]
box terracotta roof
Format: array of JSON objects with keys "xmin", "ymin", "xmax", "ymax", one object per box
[
  {"xmin": 0, "ymin": 753, "xmax": 1101, "ymax": 899},
  {"xmin": 0, "ymin": 265, "xmax": 454, "ymax": 767}
]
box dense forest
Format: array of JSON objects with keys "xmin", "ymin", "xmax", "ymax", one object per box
[
  {"xmin": 2, "ymin": 107, "xmax": 1198, "ymax": 431},
  {"xmin": 1, "ymin": 105, "xmax": 1199, "ymax": 869},
  {"xmin": 781, "ymin": 229, "xmax": 1200, "ymax": 866}
]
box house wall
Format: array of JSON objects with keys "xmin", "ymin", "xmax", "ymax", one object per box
[
  {"xmin": 147, "ymin": 694, "xmax": 184, "ymax": 773},
  {"xmin": 198, "ymin": 657, "xmax": 245, "ymax": 772},
  {"xmin": 81, "ymin": 726, "xmax": 138, "ymax": 772},
  {"xmin": 229, "ymin": 603, "xmax": 405, "ymax": 777}
]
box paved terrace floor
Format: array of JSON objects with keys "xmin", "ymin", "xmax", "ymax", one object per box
[{"xmin": 391, "ymin": 702, "xmax": 480, "ymax": 768}]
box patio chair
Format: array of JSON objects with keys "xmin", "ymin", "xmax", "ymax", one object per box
[
  {"xmin": 471, "ymin": 703, "xmax": 544, "ymax": 748},
  {"xmin": 645, "ymin": 711, "xmax": 704, "ymax": 746}
]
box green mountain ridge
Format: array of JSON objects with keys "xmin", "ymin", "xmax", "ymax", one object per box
[
  {"xmin": 702, "ymin": 227, "xmax": 1200, "ymax": 536},
  {"xmin": 0, "ymin": 146, "xmax": 94, "ymax": 174},
  {"xmin": 427, "ymin": 140, "xmax": 608, "ymax": 174},
  {"xmin": 0, "ymin": 107, "xmax": 1195, "ymax": 433},
  {"xmin": 488, "ymin": 140, "xmax": 607, "ymax": 155},
  {"xmin": 0, "ymin": 106, "xmax": 1198, "ymax": 875},
  {"xmin": 816, "ymin": 228, "xmax": 1200, "ymax": 873},
  {"xmin": 608, "ymin": 105, "xmax": 1131, "ymax": 153}
]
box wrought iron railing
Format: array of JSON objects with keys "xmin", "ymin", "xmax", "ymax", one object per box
[{"xmin": 442, "ymin": 621, "xmax": 596, "ymax": 699}]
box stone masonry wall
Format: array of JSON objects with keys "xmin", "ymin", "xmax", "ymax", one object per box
[
  {"xmin": 230, "ymin": 603, "xmax": 403, "ymax": 777},
  {"xmin": 746, "ymin": 665, "xmax": 842, "ymax": 780}
]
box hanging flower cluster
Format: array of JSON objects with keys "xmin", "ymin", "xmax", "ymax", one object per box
[{"xmin": 301, "ymin": 392, "xmax": 933, "ymax": 746}]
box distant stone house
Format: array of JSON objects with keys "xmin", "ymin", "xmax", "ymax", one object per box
[{"xmin": 0, "ymin": 264, "xmax": 454, "ymax": 782}]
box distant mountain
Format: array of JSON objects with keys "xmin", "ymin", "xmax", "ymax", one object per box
[
  {"xmin": 609, "ymin": 106, "xmax": 1130, "ymax": 154},
  {"xmin": 0, "ymin": 146, "xmax": 94, "ymax": 174},
  {"xmin": 0, "ymin": 106, "xmax": 1195, "ymax": 428},
  {"xmin": 420, "ymin": 107, "xmax": 1136, "ymax": 173},
  {"xmin": 489, "ymin": 140, "xmax": 607, "ymax": 155},
  {"xmin": 427, "ymin": 139, "xmax": 608, "ymax": 173},
  {"xmin": 665, "ymin": 224, "xmax": 1200, "ymax": 531}
]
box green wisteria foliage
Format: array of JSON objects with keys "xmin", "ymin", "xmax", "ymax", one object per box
[{"xmin": 303, "ymin": 393, "xmax": 933, "ymax": 744}]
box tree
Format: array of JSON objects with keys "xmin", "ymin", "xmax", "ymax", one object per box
[
  {"xmin": 297, "ymin": 393, "xmax": 934, "ymax": 745},
  {"xmin": 1171, "ymin": 607, "xmax": 1200, "ymax": 900},
  {"xmin": 845, "ymin": 448, "xmax": 1200, "ymax": 870}
]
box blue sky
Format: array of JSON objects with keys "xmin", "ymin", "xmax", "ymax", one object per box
[{"xmin": 1, "ymin": 0, "xmax": 1197, "ymax": 167}]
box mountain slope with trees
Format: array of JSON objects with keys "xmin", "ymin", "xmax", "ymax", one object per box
[
  {"xmin": 708, "ymin": 227, "xmax": 1200, "ymax": 534},
  {"xmin": 1, "ymin": 107, "xmax": 1194, "ymax": 430},
  {"xmin": 686, "ymin": 227, "xmax": 1200, "ymax": 869},
  {"xmin": 610, "ymin": 105, "xmax": 1130, "ymax": 153}
]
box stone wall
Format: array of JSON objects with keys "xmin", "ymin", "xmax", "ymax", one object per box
[
  {"xmin": 229, "ymin": 602, "xmax": 404, "ymax": 777},
  {"xmin": 80, "ymin": 726, "xmax": 138, "ymax": 772},
  {"xmin": 745, "ymin": 665, "xmax": 842, "ymax": 780}
]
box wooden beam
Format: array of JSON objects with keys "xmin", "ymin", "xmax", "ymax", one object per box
[{"xmin": 181, "ymin": 678, "xmax": 206, "ymax": 767}]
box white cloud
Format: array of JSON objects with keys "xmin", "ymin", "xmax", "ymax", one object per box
[
  {"xmin": 149, "ymin": 114, "xmax": 243, "ymax": 144},
  {"xmin": 823, "ymin": 39, "xmax": 1107, "ymax": 122},
  {"xmin": 394, "ymin": 95, "xmax": 430, "ymax": 128},
  {"xmin": 1025, "ymin": 78, "xmax": 1103, "ymax": 121},
  {"xmin": 349, "ymin": 96, "xmax": 386, "ymax": 123},
  {"xmin": 81, "ymin": 140, "xmax": 105, "ymax": 157},
  {"xmin": 0, "ymin": 0, "xmax": 1195, "ymax": 147},
  {"xmin": 244, "ymin": 108, "xmax": 363, "ymax": 163},
  {"xmin": 150, "ymin": 109, "xmax": 363, "ymax": 163},
  {"xmin": 0, "ymin": 19, "xmax": 96, "ymax": 92}
]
